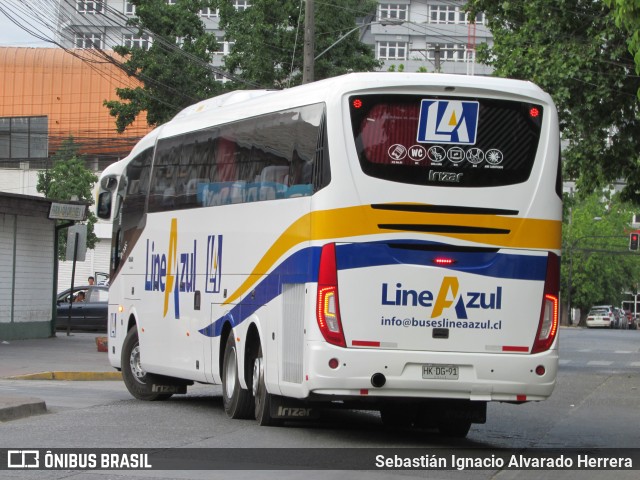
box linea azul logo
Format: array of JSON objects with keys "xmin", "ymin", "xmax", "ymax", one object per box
[
  {"xmin": 381, "ymin": 277, "xmax": 502, "ymax": 320},
  {"xmin": 144, "ymin": 219, "xmax": 223, "ymax": 319},
  {"xmin": 417, "ymin": 99, "xmax": 479, "ymax": 145}
]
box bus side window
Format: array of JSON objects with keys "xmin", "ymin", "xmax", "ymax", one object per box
[
  {"xmin": 120, "ymin": 149, "xmax": 152, "ymax": 229},
  {"xmin": 149, "ymin": 139, "xmax": 182, "ymax": 212}
]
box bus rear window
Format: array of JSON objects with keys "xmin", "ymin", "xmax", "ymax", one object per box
[{"xmin": 350, "ymin": 94, "xmax": 543, "ymax": 187}]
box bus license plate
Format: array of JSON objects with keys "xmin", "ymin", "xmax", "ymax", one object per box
[{"xmin": 422, "ymin": 364, "xmax": 459, "ymax": 380}]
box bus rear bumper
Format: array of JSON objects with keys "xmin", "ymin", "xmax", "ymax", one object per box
[{"xmin": 302, "ymin": 343, "xmax": 558, "ymax": 403}]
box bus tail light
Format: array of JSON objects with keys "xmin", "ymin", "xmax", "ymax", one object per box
[
  {"xmin": 532, "ymin": 253, "xmax": 559, "ymax": 354},
  {"xmin": 316, "ymin": 243, "xmax": 346, "ymax": 347}
]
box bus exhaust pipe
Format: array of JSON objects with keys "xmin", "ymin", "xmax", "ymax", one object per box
[{"xmin": 371, "ymin": 373, "xmax": 386, "ymax": 388}]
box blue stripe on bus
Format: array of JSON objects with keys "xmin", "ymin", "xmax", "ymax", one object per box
[
  {"xmin": 336, "ymin": 240, "xmax": 548, "ymax": 281},
  {"xmin": 199, "ymin": 247, "xmax": 321, "ymax": 338},
  {"xmin": 198, "ymin": 241, "xmax": 548, "ymax": 338}
]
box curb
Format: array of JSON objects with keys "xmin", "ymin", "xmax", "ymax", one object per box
[
  {"xmin": 0, "ymin": 397, "xmax": 47, "ymax": 422},
  {"xmin": 7, "ymin": 371, "xmax": 122, "ymax": 381}
]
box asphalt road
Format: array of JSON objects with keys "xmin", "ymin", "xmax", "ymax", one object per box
[{"xmin": 0, "ymin": 327, "xmax": 638, "ymax": 479}]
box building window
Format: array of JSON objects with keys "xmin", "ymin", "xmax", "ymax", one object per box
[
  {"xmin": 0, "ymin": 116, "xmax": 48, "ymax": 160},
  {"xmin": 234, "ymin": 1, "xmax": 251, "ymax": 11},
  {"xmin": 474, "ymin": 12, "xmax": 486, "ymax": 24},
  {"xmin": 378, "ymin": 41, "xmax": 407, "ymax": 60},
  {"xmin": 429, "ymin": 4, "xmax": 466, "ymax": 24},
  {"xmin": 75, "ymin": 32, "xmax": 104, "ymax": 49},
  {"xmin": 76, "ymin": 1, "xmax": 104, "ymax": 14},
  {"xmin": 200, "ymin": 8, "xmax": 219, "ymax": 18},
  {"xmin": 378, "ymin": 3, "xmax": 408, "ymax": 21},
  {"xmin": 124, "ymin": 1, "xmax": 135, "ymax": 15},
  {"xmin": 214, "ymin": 72, "xmax": 228, "ymax": 83},
  {"xmin": 212, "ymin": 37, "xmax": 234, "ymax": 55},
  {"xmin": 124, "ymin": 33, "xmax": 152, "ymax": 50},
  {"xmin": 427, "ymin": 43, "xmax": 467, "ymax": 62}
]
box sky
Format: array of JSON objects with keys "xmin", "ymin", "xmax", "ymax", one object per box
[{"xmin": 0, "ymin": 0, "xmax": 54, "ymax": 48}]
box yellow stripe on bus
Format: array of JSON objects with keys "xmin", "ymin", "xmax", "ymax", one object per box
[{"xmin": 223, "ymin": 204, "xmax": 561, "ymax": 306}]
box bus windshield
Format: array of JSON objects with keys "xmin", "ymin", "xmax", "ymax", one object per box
[{"xmin": 350, "ymin": 94, "xmax": 544, "ymax": 188}]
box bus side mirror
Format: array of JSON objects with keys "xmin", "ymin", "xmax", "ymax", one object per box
[{"xmin": 97, "ymin": 191, "xmax": 112, "ymax": 219}]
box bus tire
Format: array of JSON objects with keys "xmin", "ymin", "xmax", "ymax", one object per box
[
  {"xmin": 437, "ymin": 420, "xmax": 472, "ymax": 438},
  {"xmin": 121, "ymin": 327, "xmax": 172, "ymax": 401},
  {"xmin": 252, "ymin": 345, "xmax": 282, "ymax": 427},
  {"xmin": 222, "ymin": 334, "xmax": 254, "ymax": 419}
]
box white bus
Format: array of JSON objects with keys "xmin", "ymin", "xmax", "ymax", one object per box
[{"xmin": 97, "ymin": 73, "xmax": 562, "ymax": 437}]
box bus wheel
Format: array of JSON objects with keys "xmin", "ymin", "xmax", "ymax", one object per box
[
  {"xmin": 252, "ymin": 345, "xmax": 282, "ymax": 426},
  {"xmin": 121, "ymin": 327, "xmax": 172, "ymax": 401},
  {"xmin": 437, "ymin": 420, "xmax": 472, "ymax": 438},
  {"xmin": 222, "ymin": 334, "xmax": 254, "ymax": 419}
]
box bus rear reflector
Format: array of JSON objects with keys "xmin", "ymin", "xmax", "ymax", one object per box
[
  {"xmin": 532, "ymin": 253, "xmax": 559, "ymax": 354},
  {"xmin": 316, "ymin": 243, "xmax": 346, "ymax": 347}
]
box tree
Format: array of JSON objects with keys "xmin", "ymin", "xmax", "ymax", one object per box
[
  {"xmin": 467, "ymin": 0, "xmax": 640, "ymax": 203},
  {"xmin": 105, "ymin": 1, "xmax": 380, "ymax": 131},
  {"xmin": 104, "ymin": 0, "xmax": 226, "ymax": 133},
  {"xmin": 562, "ymin": 191, "xmax": 640, "ymax": 324},
  {"xmin": 36, "ymin": 138, "xmax": 98, "ymax": 260},
  {"xmin": 605, "ymin": 0, "xmax": 640, "ymax": 96},
  {"xmin": 214, "ymin": 0, "xmax": 381, "ymax": 89}
]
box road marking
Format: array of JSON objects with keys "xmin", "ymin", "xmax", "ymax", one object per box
[
  {"xmin": 558, "ymin": 359, "xmax": 572, "ymax": 365},
  {"xmin": 586, "ymin": 361, "xmax": 613, "ymax": 366},
  {"xmin": 614, "ymin": 351, "xmax": 633, "ymax": 354},
  {"xmin": 631, "ymin": 362, "xmax": 640, "ymax": 367}
]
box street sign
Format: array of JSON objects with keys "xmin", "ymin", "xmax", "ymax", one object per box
[
  {"xmin": 66, "ymin": 224, "xmax": 87, "ymax": 262},
  {"xmin": 49, "ymin": 202, "xmax": 87, "ymax": 221}
]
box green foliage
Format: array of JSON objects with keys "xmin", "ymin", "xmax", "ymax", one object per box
[
  {"xmin": 605, "ymin": 0, "xmax": 640, "ymax": 96},
  {"xmin": 386, "ymin": 64, "xmax": 406, "ymax": 72},
  {"xmin": 562, "ymin": 191, "xmax": 640, "ymax": 320},
  {"xmin": 106, "ymin": 0, "xmax": 380, "ymax": 130},
  {"xmin": 215, "ymin": 0, "xmax": 381, "ymax": 88},
  {"xmin": 104, "ymin": 0, "xmax": 226, "ymax": 132},
  {"xmin": 36, "ymin": 138, "xmax": 98, "ymax": 260},
  {"xmin": 467, "ymin": 0, "xmax": 640, "ymax": 203}
]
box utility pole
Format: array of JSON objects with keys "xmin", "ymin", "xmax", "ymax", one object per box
[
  {"xmin": 303, "ymin": 0, "xmax": 315, "ymax": 84},
  {"xmin": 434, "ymin": 44, "xmax": 441, "ymax": 72}
]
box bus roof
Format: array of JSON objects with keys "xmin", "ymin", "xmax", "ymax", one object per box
[{"xmin": 156, "ymin": 72, "xmax": 552, "ymax": 141}]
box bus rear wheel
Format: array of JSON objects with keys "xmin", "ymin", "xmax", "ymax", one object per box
[
  {"xmin": 222, "ymin": 333, "xmax": 254, "ymax": 419},
  {"xmin": 252, "ymin": 345, "xmax": 281, "ymax": 426},
  {"xmin": 121, "ymin": 327, "xmax": 172, "ymax": 401}
]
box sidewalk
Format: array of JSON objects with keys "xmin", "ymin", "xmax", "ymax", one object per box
[{"xmin": 0, "ymin": 332, "xmax": 121, "ymax": 422}]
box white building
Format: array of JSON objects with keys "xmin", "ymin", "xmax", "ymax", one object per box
[
  {"xmin": 53, "ymin": 1, "xmax": 493, "ymax": 76},
  {"xmin": 364, "ymin": 1, "xmax": 493, "ymax": 74}
]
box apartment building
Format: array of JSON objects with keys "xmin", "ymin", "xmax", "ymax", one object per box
[
  {"xmin": 55, "ymin": 0, "xmax": 236, "ymax": 80},
  {"xmin": 365, "ymin": 1, "xmax": 493, "ymax": 74},
  {"xmin": 55, "ymin": 1, "xmax": 492, "ymax": 76}
]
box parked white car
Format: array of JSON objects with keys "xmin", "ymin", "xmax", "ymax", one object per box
[{"xmin": 586, "ymin": 305, "xmax": 615, "ymax": 328}]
